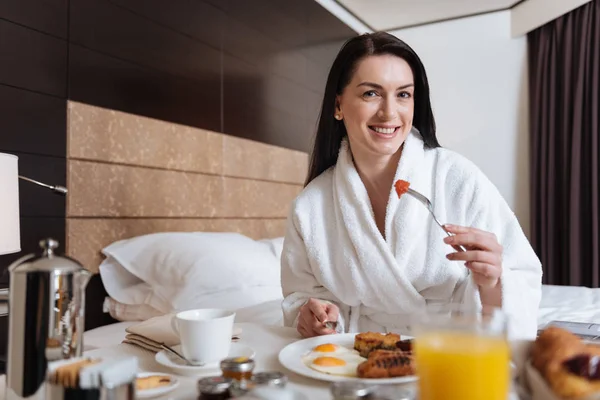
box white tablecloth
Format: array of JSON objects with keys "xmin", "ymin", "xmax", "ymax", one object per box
[{"xmin": 1, "ymin": 322, "xmax": 525, "ymax": 399}]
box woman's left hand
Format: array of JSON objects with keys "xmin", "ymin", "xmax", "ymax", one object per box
[{"xmin": 442, "ymin": 224, "xmax": 503, "ymax": 288}]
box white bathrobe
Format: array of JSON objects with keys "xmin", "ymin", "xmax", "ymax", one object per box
[{"xmin": 281, "ymin": 129, "xmax": 543, "ymax": 340}]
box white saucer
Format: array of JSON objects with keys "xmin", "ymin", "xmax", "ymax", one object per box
[
  {"xmin": 136, "ymin": 372, "xmax": 179, "ymax": 398},
  {"xmin": 155, "ymin": 343, "xmax": 255, "ymax": 376}
]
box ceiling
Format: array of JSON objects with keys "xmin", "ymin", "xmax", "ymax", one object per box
[{"xmin": 336, "ymin": 0, "xmax": 523, "ymax": 31}]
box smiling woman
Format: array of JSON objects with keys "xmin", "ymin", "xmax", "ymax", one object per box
[
  {"xmin": 281, "ymin": 31, "xmax": 543, "ymax": 341},
  {"xmin": 338, "ymin": 55, "xmax": 415, "ymax": 163},
  {"xmin": 306, "ymin": 32, "xmax": 438, "ymax": 188}
]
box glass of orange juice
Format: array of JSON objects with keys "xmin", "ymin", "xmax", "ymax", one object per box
[{"xmin": 412, "ymin": 304, "xmax": 510, "ymax": 400}]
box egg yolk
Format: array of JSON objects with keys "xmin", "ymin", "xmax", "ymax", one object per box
[
  {"xmin": 313, "ymin": 357, "xmax": 346, "ymax": 366},
  {"xmin": 313, "ymin": 343, "xmax": 338, "ymax": 352}
]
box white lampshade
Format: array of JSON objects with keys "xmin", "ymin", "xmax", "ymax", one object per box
[{"xmin": 0, "ymin": 152, "xmax": 20, "ymax": 255}]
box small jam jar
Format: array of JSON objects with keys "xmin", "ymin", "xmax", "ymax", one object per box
[
  {"xmin": 197, "ymin": 376, "xmax": 233, "ymax": 400},
  {"xmin": 220, "ymin": 357, "xmax": 255, "ymax": 391},
  {"xmin": 250, "ymin": 372, "xmax": 288, "ymax": 388}
]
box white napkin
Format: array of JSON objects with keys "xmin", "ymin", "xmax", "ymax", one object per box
[
  {"xmin": 122, "ymin": 334, "xmax": 164, "ymax": 353},
  {"xmin": 122, "ymin": 313, "xmax": 242, "ymax": 353}
]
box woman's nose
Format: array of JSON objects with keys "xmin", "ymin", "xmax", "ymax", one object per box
[{"xmin": 377, "ymin": 101, "xmax": 397, "ymax": 120}]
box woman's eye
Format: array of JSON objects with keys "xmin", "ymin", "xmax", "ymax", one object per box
[
  {"xmin": 363, "ymin": 90, "xmax": 378, "ymax": 98},
  {"xmin": 399, "ymin": 91, "xmax": 412, "ymax": 98}
]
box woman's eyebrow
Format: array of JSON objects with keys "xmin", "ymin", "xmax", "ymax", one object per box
[{"xmin": 357, "ymin": 82, "xmax": 415, "ymax": 90}]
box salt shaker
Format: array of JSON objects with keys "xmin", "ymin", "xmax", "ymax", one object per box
[
  {"xmin": 250, "ymin": 372, "xmax": 288, "ymax": 389},
  {"xmin": 330, "ymin": 381, "xmax": 376, "ymax": 399}
]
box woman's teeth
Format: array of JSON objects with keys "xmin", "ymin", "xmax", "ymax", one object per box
[{"xmin": 371, "ymin": 126, "xmax": 396, "ymax": 135}]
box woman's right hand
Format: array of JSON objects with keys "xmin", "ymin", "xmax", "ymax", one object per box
[{"xmin": 297, "ymin": 298, "xmax": 339, "ymax": 338}]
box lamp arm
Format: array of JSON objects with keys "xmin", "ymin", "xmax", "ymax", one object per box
[{"xmin": 18, "ymin": 175, "xmax": 68, "ymax": 195}]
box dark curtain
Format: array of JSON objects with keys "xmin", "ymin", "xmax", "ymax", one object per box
[{"xmin": 528, "ymin": 0, "xmax": 599, "ymax": 287}]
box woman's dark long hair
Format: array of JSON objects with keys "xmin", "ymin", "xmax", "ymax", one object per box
[{"xmin": 305, "ymin": 32, "xmax": 440, "ymax": 187}]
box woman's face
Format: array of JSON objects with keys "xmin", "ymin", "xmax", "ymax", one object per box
[{"xmin": 336, "ymin": 54, "xmax": 415, "ymax": 161}]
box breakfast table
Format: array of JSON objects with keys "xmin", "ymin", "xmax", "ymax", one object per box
[
  {"xmin": 85, "ymin": 322, "xmax": 527, "ymax": 400},
  {"xmin": 0, "ymin": 322, "xmax": 526, "ymax": 399}
]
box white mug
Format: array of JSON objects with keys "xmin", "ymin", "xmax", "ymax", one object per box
[{"xmin": 171, "ymin": 308, "xmax": 236, "ymax": 365}]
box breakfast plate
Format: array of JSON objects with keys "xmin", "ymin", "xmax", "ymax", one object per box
[
  {"xmin": 135, "ymin": 372, "xmax": 179, "ymax": 398},
  {"xmin": 278, "ymin": 333, "xmax": 417, "ymax": 385},
  {"xmin": 155, "ymin": 343, "xmax": 255, "ymax": 376}
]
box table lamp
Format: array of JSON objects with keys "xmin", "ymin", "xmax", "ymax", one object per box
[
  {"xmin": 0, "ymin": 153, "xmax": 20, "ymax": 256},
  {"xmin": 0, "ymin": 152, "xmax": 68, "ymax": 256}
]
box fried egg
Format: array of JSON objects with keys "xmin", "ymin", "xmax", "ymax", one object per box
[
  {"xmin": 311, "ymin": 343, "xmax": 348, "ymax": 354},
  {"xmin": 302, "ymin": 343, "xmax": 366, "ymax": 377}
]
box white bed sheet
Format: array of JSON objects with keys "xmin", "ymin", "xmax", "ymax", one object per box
[
  {"xmin": 84, "ymin": 285, "xmax": 600, "ymax": 350},
  {"xmin": 537, "ymin": 284, "xmax": 600, "ymax": 327},
  {"xmin": 84, "ymin": 299, "xmax": 284, "ymax": 350}
]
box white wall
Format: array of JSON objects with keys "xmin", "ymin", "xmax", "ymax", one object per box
[{"xmin": 389, "ymin": 11, "xmax": 531, "ymax": 237}]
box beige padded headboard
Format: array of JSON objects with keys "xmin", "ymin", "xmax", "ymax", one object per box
[{"xmin": 65, "ymin": 101, "xmax": 307, "ymax": 272}]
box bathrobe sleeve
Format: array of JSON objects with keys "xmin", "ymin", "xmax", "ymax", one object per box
[
  {"xmin": 280, "ymin": 204, "xmax": 348, "ymax": 332},
  {"xmin": 448, "ymin": 157, "xmax": 543, "ymax": 340}
]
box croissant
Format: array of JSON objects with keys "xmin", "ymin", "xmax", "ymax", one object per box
[{"xmin": 532, "ymin": 327, "xmax": 600, "ymax": 399}]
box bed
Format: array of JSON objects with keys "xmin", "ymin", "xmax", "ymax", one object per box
[
  {"xmin": 537, "ymin": 284, "xmax": 600, "ymax": 326},
  {"xmin": 65, "ymin": 101, "xmax": 600, "ymax": 346}
]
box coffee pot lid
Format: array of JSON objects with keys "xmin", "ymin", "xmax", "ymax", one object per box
[{"xmin": 9, "ymin": 238, "xmax": 88, "ymax": 275}]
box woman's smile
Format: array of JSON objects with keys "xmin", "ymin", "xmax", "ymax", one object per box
[{"xmin": 368, "ymin": 124, "xmax": 402, "ymax": 139}]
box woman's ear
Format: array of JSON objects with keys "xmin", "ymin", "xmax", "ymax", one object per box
[
  {"xmin": 334, "ymin": 97, "xmax": 343, "ymax": 120},
  {"xmin": 335, "ymin": 96, "xmax": 342, "ymax": 113}
]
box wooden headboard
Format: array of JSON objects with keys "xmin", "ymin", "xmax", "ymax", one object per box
[
  {"xmin": 64, "ymin": 101, "xmax": 308, "ymax": 329},
  {"xmin": 65, "ymin": 101, "xmax": 307, "ymax": 273}
]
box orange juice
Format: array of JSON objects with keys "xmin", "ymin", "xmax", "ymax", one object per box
[{"xmin": 414, "ymin": 332, "xmax": 510, "ymax": 400}]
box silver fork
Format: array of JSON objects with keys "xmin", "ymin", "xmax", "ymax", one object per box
[{"xmin": 405, "ymin": 188, "xmax": 467, "ymax": 253}]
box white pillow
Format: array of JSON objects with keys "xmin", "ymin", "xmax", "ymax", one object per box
[
  {"xmin": 102, "ymin": 296, "xmax": 163, "ymax": 321},
  {"xmin": 259, "ymin": 237, "xmax": 284, "ymax": 261},
  {"xmin": 99, "ymin": 232, "xmax": 284, "ymax": 314}
]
